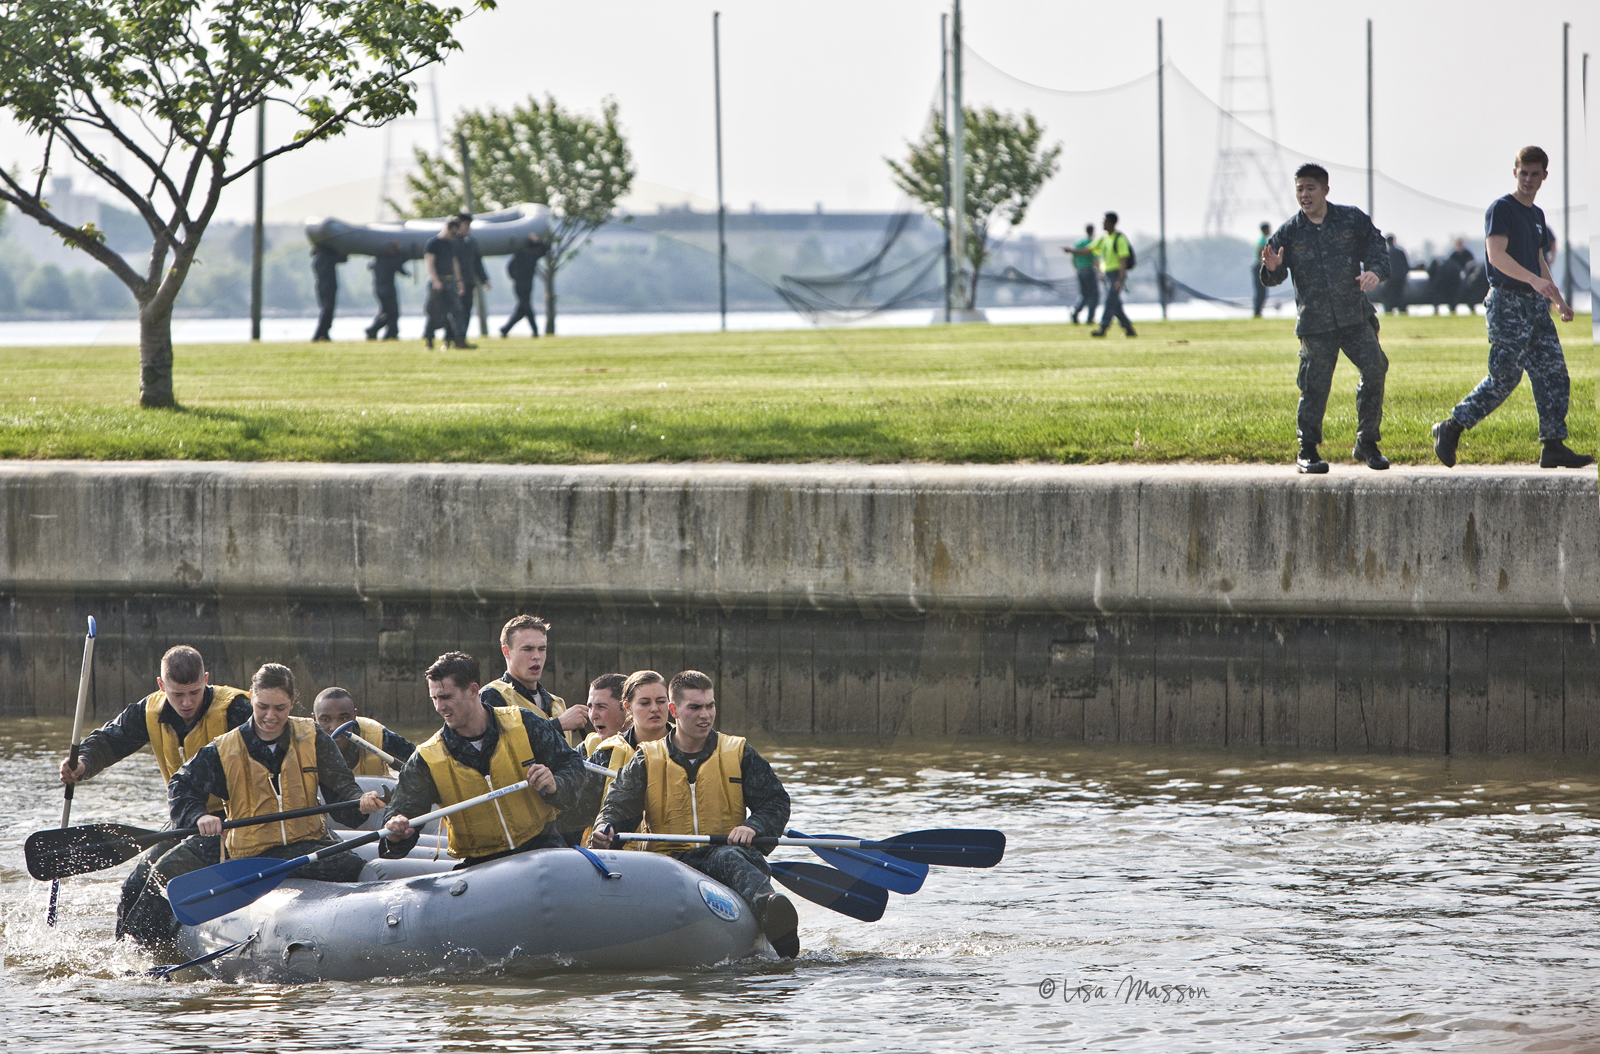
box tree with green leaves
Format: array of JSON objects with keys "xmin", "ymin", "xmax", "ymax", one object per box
[
  {"xmin": 0, "ymin": 0, "xmax": 492, "ymax": 408},
  {"xmin": 888, "ymin": 106, "xmax": 1061, "ymax": 310},
  {"xmin": 403, "ymin": 95, "xmax": 634, "ymax": 335}
]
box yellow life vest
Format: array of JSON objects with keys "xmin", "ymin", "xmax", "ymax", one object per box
[
  {"xmin": 346, "ymin": 715, "xmax": 394, "ymax": 776},
  {"xmin": 483, "ymin": 677, "xmax": 579, "ymax": 748},
  {"xmin": 581, "ymin": 731, "xmax": 604, "ymax": 756},
  {"xmin": 640, "ymin": 734, "xmax": 746, "ymax": 854},
  {"xmin": 584, "ymin": 732, "xmax": 649, "ymax": 849},
  {"xmin": 215, "ymin": 717, "xmax": 325, "ymax": 859},
  {"xmin": 417, "ymin": 706, "xmax": 559, "ymax": 859},
  {"xmin": 144, "ymin": 685, "xmax": 248, "ymax": 814}
]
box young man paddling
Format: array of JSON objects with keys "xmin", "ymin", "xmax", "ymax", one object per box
[
  {"xmin": 379, "ymin": 652, "xmax": 586, "ymax": 866},
  {"xmin": 1259, "ymin": 163, "xmax": 1391, "ymax": 474},
  {"xmin": 313, "ymin": 686, "xmax": 417, "ymax": 776},
  {"xmin": 123, "ymin": 664, "xmax": 385, "ymax": 949},
  {"xmin": 481, "ymin": 615, "xmax": 590, "ymax": 748},
  {"xmin": 1432, "ymin": 146, "xmax": 1592, "ymax": 470},
  {"xmin": 56, "ymin": 645, "xmax": 251, "ymax": 939},
  {"xmin": 591, "ymin": 670, "xmax": 799, "ymax": 958}
]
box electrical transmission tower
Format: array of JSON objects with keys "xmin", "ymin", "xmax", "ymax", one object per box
[
  {"xmin": 1204, "ymin": 0, "xmax": 1291, "ymax": 237},
  {"xmin": 376, "ymin": 72, "xmax": 445, "ymax": 221}
]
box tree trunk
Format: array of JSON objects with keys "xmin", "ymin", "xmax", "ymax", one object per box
[
  {"xmin": 543, "ymin": 262, "xmax": 556, "ymax": 336},
  {"xmin": 139, "ymin": 297, "xmax": 177, "ymax": 408}
]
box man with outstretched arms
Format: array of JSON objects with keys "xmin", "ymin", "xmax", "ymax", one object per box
[
  {"xmin": 591, "ymin": 670, "xmax": 799, "ymax": 958},
  {"xmin": 122, "ymin": 664, "xmax": 384, "ymax": 948},
  {"xmin": 480, "ymin": 615, "xmax": 590, "ymax": 748},
  {"xmin": 1259, "ymin": 163, "xmax": 1391, "ymax": 474},
  {"xmin": 56, "ymin": 644, "xmax": 251, "ymax": 937},
  {"xmin": 313, "ymin": 686, "xmax": 417, "ymax": 776},
  {"xmin": 379, "ymin": 651, "xmax": 586, "ymax": 866},
  {"xmin": 1432, "ymin": 146, "xmax": 1592, "ymax": 471}
]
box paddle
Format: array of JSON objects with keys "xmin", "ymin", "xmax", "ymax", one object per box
[
  {"xmin": 770, "ymin": 860, "xmax": 888, "ymax": 922},
  {"xmin": 167, "ymin": 778, "xmax": 546, "ymax": 925},
  {"xmin": 48, "ymin": 616, "xmax": 96, "ymax": 926},
  {"xmin": 25, "ymin": 797, "xmax": 372, "ymax": 880},
  {"xmin": 610, "ymin": 828, "xmax": 1006, "ymax": 868},
  {"xmin": 789, "ymin": 828, "xmax": 928, "ymax": 894},
  {"xmin": 329, "ymin": 720, "xmax": 399, "ymax": 770}
]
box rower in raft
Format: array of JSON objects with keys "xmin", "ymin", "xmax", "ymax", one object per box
[
  {"xmin": 122, "ymin": 663, "xmax": 385, "ymax": 949},
  {"xmin": 312, "ymin": 685, "xmax": 417, "ymax": 775},
  {"xmin": 379, "ymin": 651, "xmax": 586, "ymax": 866},
  {"xmin": 566, "ymin": 669, "xmax": 674, "ymax": 846},
  {"xmin": 56, "ymin": 645, "xmax": 251, "ymax": 940},
  {"xmin": 591, "ymin": 670, "xmax": 800, "ymax": 958},
  {"xmin": 480, "ymin": 615, "xmax": 590, "ymax": 748}
]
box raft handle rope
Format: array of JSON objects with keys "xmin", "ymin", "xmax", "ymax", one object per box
[{"xmin": 571, "ymin": 845, "xmax": 621, "ymax": 880}]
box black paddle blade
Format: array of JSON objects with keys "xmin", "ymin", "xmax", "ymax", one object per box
[
  {"xmin": 875, "ymin": 828, "xmax": 1006, "ymax": 868},
  {"xmin": 771, "ymin": 861, "xmax": 888, "ymax": 922},
  {"xmin": 25, "ymin": 823, "xmax": 167, "ymax": 880}
]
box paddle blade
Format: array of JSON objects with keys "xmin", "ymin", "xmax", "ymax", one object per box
[
  {"xmin": 790, "ymin": 829, "xmax": 927, "ymax": 894},
  {"xmin": 876, "ymin": 828, "xmax": 1007, "ymax": 868},
  {"xmin": 166, "ymin": 857, "xmax": 295, "ymax": 926},
  {"xmin": 26, "ymin": 824, "xmax": 158, "ymax": 880},
  {"xmin": 771, "ymin": 861, "xmax": 887, "ymax": 922}
]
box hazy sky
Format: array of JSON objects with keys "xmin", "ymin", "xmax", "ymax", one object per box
[{"xmin": 1, "ymin": 1, "xmax": 1593, "ymax": 248}]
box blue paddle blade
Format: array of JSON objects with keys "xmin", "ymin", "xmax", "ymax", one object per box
[
  {"xmin": 770, "ymin": 861, "xmax": 887, "ymax": 922},
  {"xmin": 789, "ymin": 829, "xmax": 928, "ymax": 894},
  {"xmin": 869, "ymin": 828, "xmax": 1006, "ymax": 868},
  {"xmin": 166, "ymin": 856, "xmax": 299, "ymax": 926}
]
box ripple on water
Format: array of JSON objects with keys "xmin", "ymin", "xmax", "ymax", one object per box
[{"xmin": 4, "ymin": 723, "xmax": 1600, "ymax": 1052}]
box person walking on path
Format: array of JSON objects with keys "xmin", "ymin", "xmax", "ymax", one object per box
[
  {"xmin": 501, "ymin": 233, "xmax": 548, "ymax": 337},
  {"xmin": 364, "ymin": 241, "xmax": 408, "ymax": 341},
  {"xmin": 1067, "ymin": 212, "xmax": 1135, "ymax": 337},
  {"xmin": 1432, "ymin": 146, "xmax": 1592, "ymax": 470},
  {"xmin": 1259, "ymin": 163, "xmax": 1391, "ymax": 474},
  {"xmin": 310, "ymin": 244, "xmax": 346, "ymax": 341},
  {"xmin": 1252, "ymin": 221, "xmax": 1271, "ymax": 317},
  {"xmin": 1382, "ymin": 234, "xmax": 1410, "ymax": 315},
  {"xmin": 453, "ymin": 212, "xmax": 490, "ymax": 341},
  {"xmin": 1065, "ymin": 224, "xmax": 1099, "ymax": 324},
  {"xmin": 423, "ymin": 219, "xmax": 468, "ymax": 350}
]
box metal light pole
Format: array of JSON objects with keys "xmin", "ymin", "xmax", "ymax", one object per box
[
  {"xmin": 950, "ymin": 0, "xmax": 965, "ymax": 315},
  {"xmin": 714, "ymin": 11, "xmax": 728, "ymax": 332},
  {"xmin": 1365, "ymin": 20, "xmax": 1374, "ymax": 221},
  {"xmin": 1157, "ymin": 18, "xmax": 1168, "ymax": 321},
  {"xmin": 941, "ymin": 13, "xmax": 952, "ymax": 324},
  {"xmin": 1562, "ymin": 22, "xmax": 1571, "ymax": 305},
  {"xmin": 250, "ymin": 102, "xmax": 265, "ymax": 342}
]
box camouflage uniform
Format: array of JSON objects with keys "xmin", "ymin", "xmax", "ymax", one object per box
[
  {"xmin": 1450, "ymin": 287, "xmax": 1570, "ymax": 441},
  {"xmin": 1259, "ymin": 203, "xmax": 1391, "ymax": 448}
]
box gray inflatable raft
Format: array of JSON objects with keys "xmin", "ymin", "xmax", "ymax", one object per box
[
  {"xmin": 171, "ymin": 844, "xmax": 764, "ymax": 982},
  {"xmin": 304, "ymin": 202, "xmax": 550, "ymax": 260}
]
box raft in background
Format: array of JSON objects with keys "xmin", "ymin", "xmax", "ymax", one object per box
[
  {"xmin": 1, "ymin": 462, "xmax": 1597, "ymax": 755},
  {"xmin": 303, "ymin": 203, "xmax": 551, "ymax": 260}
]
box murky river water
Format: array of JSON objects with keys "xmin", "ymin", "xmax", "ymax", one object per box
[{"xmin": 4, "ymin": 717, "xmax": 1599, "ymax": 1053}]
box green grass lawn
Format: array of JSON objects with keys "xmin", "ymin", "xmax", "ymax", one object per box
[{"xmin": 0, "ymin": 313, "xmax": 1591, "ymax": 464}]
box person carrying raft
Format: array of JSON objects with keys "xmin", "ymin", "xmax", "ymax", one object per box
[
  {"xmin": 565, "ymin": 669, "xmax": 674, "ymax": 845},
  {"xmin": 480, "ymin": 615, "xmax": 590, "ymax": 748},
  {"xmin": 56, "ymin": 644, "xmax": 251, "ymax": 941},
  {"xmin": 312, "ymin": 685, "xmax": 417, "ymax": 775},
  {"xmin": 590, "ymin": 670, "xmax": 800, "ymax": 958},
  {"xmin": 121, "ymin": 663, "xmax": 386, "ymax": 948},
  {"xmin": 379, "ymin": 651, "xmax": 586, "ymax": 866}
]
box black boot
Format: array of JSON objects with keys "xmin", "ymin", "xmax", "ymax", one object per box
[
  {"xmin": 1296, "ymin": 445, "xmax": 1328, "ymax": 474},
  {"xmin": 753, "ymin": 893, "xmax": 800, "ymax": 959},
  {"xmin": 1540, "ymin": 440, "xmax": 1596, "ymax": 469},
  {"xmin": 1352, "ymin": 438, "xmax": 1390, "ymax": 470},
  {"xmin": 1432, "ymin": 418, "xmax": 1463, "ymax": 467}
]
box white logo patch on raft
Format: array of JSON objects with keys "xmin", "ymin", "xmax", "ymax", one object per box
[{"xmin": 697, "ymin": 879, "xmax": 742, "ymax": 922}]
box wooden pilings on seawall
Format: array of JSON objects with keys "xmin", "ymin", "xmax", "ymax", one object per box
[{"xmin": 2, "ymin": 462, "xmax": 1596, "ymax": 754}]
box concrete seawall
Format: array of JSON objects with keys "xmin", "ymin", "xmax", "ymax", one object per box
[{"xmin": 4, "ymin": 461, "xmax": 1597, "ymax": 754}]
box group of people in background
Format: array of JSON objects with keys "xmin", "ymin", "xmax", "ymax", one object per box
[
  {"xmin": 307, "ymin": 216, "xmax": 549, "ymax": 346},
  {"xmin": 57, "ymin": 614, "xmax": 803, "ymax": 960}
]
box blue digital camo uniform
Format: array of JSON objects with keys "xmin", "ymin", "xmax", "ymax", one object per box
[{"xmin": 1450, "ymin": 286, "xmax": 1570, "ymax": 441}]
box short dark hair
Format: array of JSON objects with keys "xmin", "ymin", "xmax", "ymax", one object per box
[
  {"xmin": 160, "ymin": 645, "xmax": 206, "ymax": 686},
  {"xmin": 590, "ymin": 672, "xmax": 626, "ymax": 699},
  {"xmin": 314, "ymin": 686, "xmax": 353, "ymax": 707},
  {"xmin": 427, "ymin": 651, "xmax": 480, "ymax": 690},
  {"xmin": 1084, "ymin": 223, "xmax": 1095, "ymax": 236},
  {"xmin": 445, "ymin": 217, "xmax": 462, "ymax": 230},
  {"xmin": 251, "ymin": 662, "xmax": 297, "ymax": 699},
  {"xmin": 501, "ymin": 614, "xmax": 552, "ymax": 649},
  {"xmin": 668, "ymin": 670, "xmax": 714, "ymax": 701},
  {"xmin": 457, "ymin": 211, "xmax": 474, "ymax": 222},
  {"xmin": 1260, "ymin": 222, "xmax": 1271, "ymax": 233},
  {"xmin": 1515, "ymin": 146, "xmax": 1549, "ymax": 171},
  {"xmin": 1103, "ymin": 211, "xmax": 1118, "ymax": 224},
  {"xmin": 621, "ymin": 669, "xmax": 665, "ymax": 704},
  {"xmin": 1294, "ymin": 163, "xmax": 1330, "ymax": 185}
]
